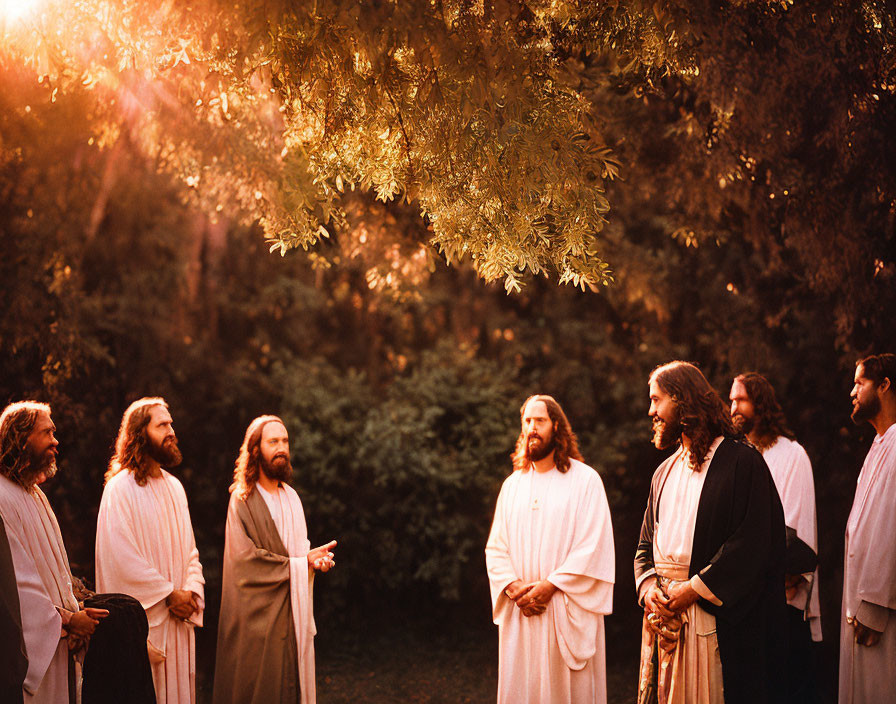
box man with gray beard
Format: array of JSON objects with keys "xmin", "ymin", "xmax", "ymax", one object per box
[{"xmin": 0, "ymin": 401, "xmax": 108, "ymax": 703}]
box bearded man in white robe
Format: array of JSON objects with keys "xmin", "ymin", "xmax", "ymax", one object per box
[
  {"xmin": 485, "ymin": 395, "xmax": 615, "ymax": 704},
  {"xmin": 730, "ymin": 372, "xmax": 821, "ymax": 702},
  {"xmin": 0, "ymin": 402, "xmax": 108, "ymax": 704},
  {"xmin": 840, "ymin": 353, "xmax": 896, "ymax": 703},
  {"xmin": 213, "ymin": 415, "xmax": 336, "ymax": 704},
  {"xmin": 95, "ymin": 397, "xmax": 205, "ymax": 704}
]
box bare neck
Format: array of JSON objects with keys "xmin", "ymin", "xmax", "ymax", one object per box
[
  {"xmin": 146, "ymin": 461, "xmax": 163, "ymax": 479},
  {"xmin": 870, "ymin": 402, "xmax": 896, "ymax": 437}
]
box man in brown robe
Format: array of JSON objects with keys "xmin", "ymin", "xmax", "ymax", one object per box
[{"xmin": 213, "ymin": 416, "xmax": 336, "ymax": 704}]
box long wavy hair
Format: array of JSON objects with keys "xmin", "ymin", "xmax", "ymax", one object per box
[
  {"xmin": 231, "ymin": 415, "xmax": 284, "ymax": 500},
  {"xmin": 735, "ymin": 372, "xmax": 795, "ymax": 448},
  {"xmin": 105, "ymin": 398, "xmax": 168, "ymax": 486},
  {"xmin": 512, "ymin": 395, "xmax": 583, "ymax": 473},
  {"xmin": 0, "ymin": 401, "xmax": 51, "ymax": 489},
  {"xmin": 651, "ymin": 362, "xmax": 736, "ymax": 471}
]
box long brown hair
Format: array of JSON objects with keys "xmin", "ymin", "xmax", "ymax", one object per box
[
  {"xmin": 651, "ymin": 361, "xmax": 736, "ymax": 471},
  {"xmin": 511, "ymin": 395, "xmax": 583, "ymax": 473},
  {"xmin": 105, "ymin": 397, "xmax": 167, "ymax": 486},
  {"xmin": 231, "ymin": 415, "xmax": 284, "ymax": 500},
  {"xmin": 0, "ymin": 401, "xmax": 51, "ymax": 489},
  {"xmin": 735, "ymin": 372, "xmax": 795, "ymax": 448}
]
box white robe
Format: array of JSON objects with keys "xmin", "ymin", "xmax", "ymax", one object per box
[
  {"xmin": 839, "ymin": 422, "xmax": 896, "ymax": 704},
  {"xmin": 762, "ymin": 437, "xmax": 822, "ymax": 641},
  {"xmin": 485, "ymin": 459, "xmax": 615, "ymax": 704},
  {"xmin": 0, "ymin": 475, "xmax": 78, "ymax": 704},
  {"xmin": 95, "ymin": 469, "xmax": 205, "ymax": 704},
  {"xmin": 256, "ymin": 483, "xmax": 316, "ymax": 704}
]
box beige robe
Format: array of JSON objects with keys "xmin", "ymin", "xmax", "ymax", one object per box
[
  {"xmin": 762, "ymin": 437, "xmax": 822, "ymax": 641},
  {"xmin": 213, "ymin": 483, "xmax": 316, "ymax": 704},
  {"xmin": 95, "ymin": 469, "xmax": 205, "ymax": 704},
  {"xmin": 839, "ymin": 422, "xmax": 896, "ymax": 703},
  {"xmin": 639, "ymin": 440, "xmax": 724, "ymax": 704},
  {"xmin": 0, "ymin": 475, "xmax": 79, "ymax": 704},
  {"xmin": 485, "ymin": 459, "xmax": 615, "ymax": 704}
]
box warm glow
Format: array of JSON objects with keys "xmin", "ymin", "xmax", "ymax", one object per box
[{"xmin": 1, "ymin": 0, "xmax": 37, "ymax": 21}]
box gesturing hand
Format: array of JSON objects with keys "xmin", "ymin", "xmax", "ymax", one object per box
[{"xmin": 308, "ymin": 540, "xmax": 337, "ymax": 572}]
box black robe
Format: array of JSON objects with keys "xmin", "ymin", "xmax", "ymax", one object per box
[
  {"xmin": 634, "ymin": 437, "xmax": 787, "ymax": 704},
  {"xmin": 82, "ymin": 593, "xmax": 156, "ymax": 704},
  {"xmin": 0, "ymin": 515, "xmax": 26, "ymax": 704}
]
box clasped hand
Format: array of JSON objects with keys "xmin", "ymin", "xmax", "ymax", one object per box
[
  {"xmin": 504, "ymin": 579, "xmax": 557, "ymax": 617},
  {"xmin": 643, "ymin": 578, "xmax": 699, "ymax": 618},
  {"xmin": 167, "ymin": 589, "xmax": 200, "ymax": 620}
]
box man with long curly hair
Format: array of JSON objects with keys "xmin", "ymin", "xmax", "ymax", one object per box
[
  {"xmin": 840, "ymin": 353, "xmax": 896, "ymax": 703},
  {"xmin": 95, "ymin": 397, "xmax": 205, "ymax": 704},
  {"xmin": 213, "ymin": 415, "xmax": 336, "ymax": 704},
  {"xmin": 730, "ymin": 372, "xmax": 821, "ymax": 703},
  {"xmin": 485, "ymin": 395, "xmax": 615, "ymax": 703},
  {"xmin": 635, "ymin": 362, "xmax": 786, "ymax": 704},
  {"xmin": 0, "ymin": 401, "xmax": 108, "ymax": 703}
]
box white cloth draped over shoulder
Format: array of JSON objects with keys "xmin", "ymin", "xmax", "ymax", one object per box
[
  {"xmin": 839, "ymin": 423, "xmax": 896, "ymax": 704},
  {"xmin": 256, "ymin": 482, "xmax": 317, "ymax": 704},
  {"xmin": 762, "ymin": 437, "xmax": 822, "ymax": 641},
  {"xmin": 485, "ymin": 458, "xmax": 615, "ymax": 704},
  {"xmin": 95, "ymin": 469, "xmax": 205, "ymax": 704},
  {"xmin": 0, "ymin": 475, "xmax": 78, "ymax": 703}
]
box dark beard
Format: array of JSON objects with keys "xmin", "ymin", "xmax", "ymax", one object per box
[
  {"xmin": 851, "ymin": 395, "xmax": 881, "ymax": 425},
  {"xmin": 526, "ymin": 435, "xmax": 556, "ymax": 462},
  {"xmin": 652, "ymin": 414, "xmax": 682, "ymax": 450},
  {"xmin": 731, "ymin": 413, "xmax": 754, "ymax": 435},
  {"xmin": 262, "ymin": 454, "xmax": 292, "ymax": 483},
  {"xmin": 148, "ymin": 436, "xmax": 183, "ymax": 468}
]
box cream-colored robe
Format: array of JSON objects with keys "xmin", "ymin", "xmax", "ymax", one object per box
[
  {"xmin": 95, "ymin": 469, "xmax": 205, "ymax": 704},
  {"xmin": 213, "ymin": 483, "xmax": 316, "ymax": 704},
  {"xmin": 762, "ymin": 437, "xmax": 822, "ymax": 641},
  {"xmin": 0, "ymin": 475, "xmax": 79, "ymax": 704},
  {"xmin": 485, "ymin": 459, "xmax": 615, "ymax": 704},
  {"xmin": 839, "ymin": 422, "xmax": 896, "ymax": 704},
  {"xmin": 641, "ymin": 440, "xmax": 724, "ymax": 704}
]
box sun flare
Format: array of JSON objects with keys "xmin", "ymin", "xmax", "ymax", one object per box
[{"xmin": 0, "ymin": 0, "xmax": 38, "ymax": 22}]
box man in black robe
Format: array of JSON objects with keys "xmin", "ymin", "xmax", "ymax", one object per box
[
  {"xmin": 635, "ymin": 361, "xmax": 787, "ymax": 704},
  {"xmin": 0, "ymin": 515, "xmax": 26, "ymax": 704}
]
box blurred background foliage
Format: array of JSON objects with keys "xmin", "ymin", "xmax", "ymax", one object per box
[{"xmin": 1, "ymin": 0, "xmax": 895, "ymax": 700}]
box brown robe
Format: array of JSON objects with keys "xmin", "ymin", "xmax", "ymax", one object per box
[{"xmin": 212, "ymin": 489, "xmax": 300, "ymax": 704}]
